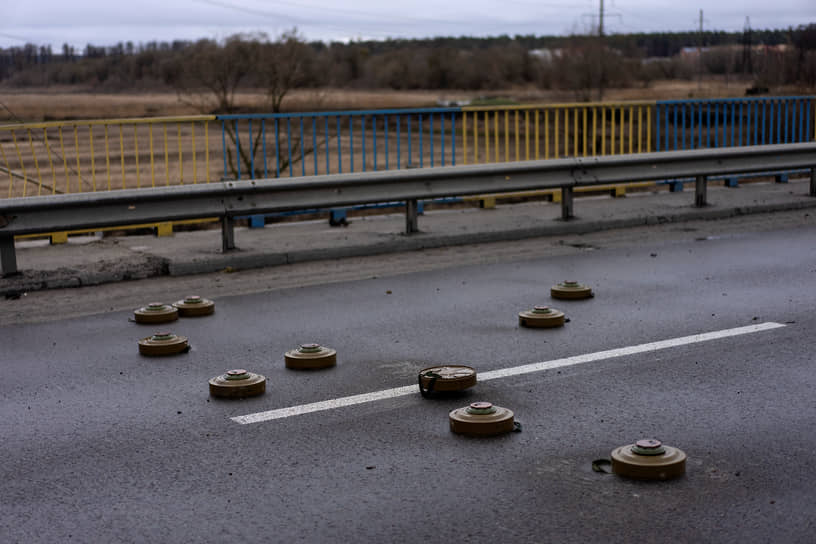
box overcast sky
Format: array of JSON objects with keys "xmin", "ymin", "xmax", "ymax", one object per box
[{"xmin": 2, "ymin": 0, "xmax": 815, "ymax": 49}]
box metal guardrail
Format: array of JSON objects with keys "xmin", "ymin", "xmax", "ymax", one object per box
[{"xmin": 2, "ymin": 143, "xmax": 814, "ymax": 276}]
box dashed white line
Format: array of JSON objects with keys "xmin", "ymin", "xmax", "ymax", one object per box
[{"xmin": 231, "ymin": 322, "xmax": 785, "ymax": 425}]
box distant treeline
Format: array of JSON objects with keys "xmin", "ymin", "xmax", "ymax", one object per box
[{"xmin": 1, "ymin": 25, "xmax": 814, "ymax": 100}]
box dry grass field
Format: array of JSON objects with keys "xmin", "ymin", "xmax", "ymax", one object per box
[{"xmin": 2, "ymin": 79, "xmax": 806, "ymax": 123}]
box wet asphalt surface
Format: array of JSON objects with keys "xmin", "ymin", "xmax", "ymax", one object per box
[{"xmin": 2, "ymin": 225, "xmax": 816, "ymax": 543}]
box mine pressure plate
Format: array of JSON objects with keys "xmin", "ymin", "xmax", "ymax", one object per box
[
  {"xmin": 610, "ymin": 438, "xmax": 687, "ymax": 480},
  {"xmin": 138, "ymin": 332, "xmax": 189, "ymax": 356},
  {"xmin": 418, "ymin": 365, "xmax": 477, "ymax": 397},
  {"xmin": 173, "ymin": 295, "xmax": 215, "ymax": 317},
  {"xmin": 133, "ymin": 302, "xmax": 178, "ymax": 324},
  {"xmin": 284, "ymin": 343, "xmax": 337, "ymax": 369},
  {"xmin": 518, "ymin": 306, "xmax": 565, "ymax": 328},
  {"xmin": 551, "ymin": 280, "xmax": 593, "ymax": 300},
  {"xmin": 449, "ymin": 402, "xmax": 518, "ymax": 436},
  {"xmin": 209, "ymin": 369, "xmax": 266, "ymax": 398}
]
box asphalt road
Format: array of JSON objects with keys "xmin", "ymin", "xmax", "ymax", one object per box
[{"xmin": 2, "ymin": 219, "xmax": 816, "ymax": 543}]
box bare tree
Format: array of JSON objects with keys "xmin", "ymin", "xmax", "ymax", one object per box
[
  {"xmin": 258, "ymin": 29, "xmax": 312, "ymax": 113},
  {"xmin": 172, "ymin": 31, "xmax": 318, "ymax": 179},
  {"xmin": 173, "ymin": 34, "xmax": 260, "ymax": 114}
]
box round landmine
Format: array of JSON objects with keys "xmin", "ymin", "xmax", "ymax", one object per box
[
  {"xmin": 284, "ymin": 343, "xmax": 337, "ymax": 370},
  {"xmin": 418, "ymin": 365, "xmax": 477, "ymax": 397},
  {"xmin": 209, "ymin": 369, "xmax": 266, "ymax": 398},
  {"xmin": 610, "ymin": 438, "xmax": 687, "ymax": 480},
  {"xmin": 173, "ymin": 295, "xmax": 215, "ymax": 317},
  {"xmin": 449, "ymin": 402, "xmax": 516, "ymax": 436},
  {"xmin": 518, "ymin": 306, "xmax": 565, "ymax": 328},
  {"xmin": 138, "ymin": 332, "xmax": 189, "ymax": 356},
  {"xmin": 133, "ymin": 302, "xmax": 178, "ymax": 324},
  {"xmin": 551, "ymin": 280, "xmax": 593, "ymax": 300}
]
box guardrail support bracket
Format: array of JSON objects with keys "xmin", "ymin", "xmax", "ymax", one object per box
[
  {"xmin": 561, "ymin": 186, "xmax": 574, "ymax": 220},
  {"xmin": 406, "ymin": 199, "xmax": 419, "ymax": 234},
  {"xmin": 695, "ymin": 175, "xmax": 707, "ymax": 207},
  {"xmin": 221, "ymin": 216, "xmax": 236, "ymax": 252},
  {"xmin": 0, "ymin": 234, "xmax": 18, "ymax": 277},
  {"xmin": 248, "ymin": 214, "xmax": 265, "ymax": 229}
]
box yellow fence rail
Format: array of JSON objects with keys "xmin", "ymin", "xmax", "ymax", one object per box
[
  {"xmin": 460, "ymin": 101, "xmax": 654, "ymax": 164},
  {"xmin": 0, "ymin": 115, "xmax": 217, "ymax": 199},
  {"xmin": 459, "ymin": 101, "xmax": 655, "ymax": 207}
]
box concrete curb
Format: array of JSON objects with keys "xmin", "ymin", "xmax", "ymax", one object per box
[{"xmin": 3, "ymin": 198, "xmax": 816, "ymax": 296}]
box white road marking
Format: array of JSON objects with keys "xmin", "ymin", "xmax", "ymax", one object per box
[{"xmin": 232, "ymin": 322, "xmax": 785, "ymax": 425}]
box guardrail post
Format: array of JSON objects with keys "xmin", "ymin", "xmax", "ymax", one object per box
[
  {"xmin": 405, "ymin": 199, "xmax": 419, "ymax": 233},
  {"xmin": 695, "ymin": 175, "xmax": 708, "ymax": 207},
  {"xmin": 221, "ymin": 216, "xmax": 235, "ymax": 252},
  {"xmin": 561, "ymin": 186, "xmax": 574, "ymax": 220},
  {"xmin": 0, "ymin": 234, "xmax": 18, "ymax": 277},
  {"xmin": 810, "ymin": 167, "xmax": 816, "ymax": 197}
]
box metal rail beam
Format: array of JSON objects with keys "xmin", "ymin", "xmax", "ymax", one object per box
[{"xmin": 2, "ymin": 143, "xmax": 815, "ymax": 276}]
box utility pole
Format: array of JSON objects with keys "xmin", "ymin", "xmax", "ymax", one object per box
[
  {"xmin": 742, "ymin": 16, "xmax": 752, "ymax": 79},
  {"xmin": 698, "ymin": 9, "xmax": 703, "ymax": 91},
  {"xmin": 598, "ymin": 0, "xmax": 605, "ymax": 101}
]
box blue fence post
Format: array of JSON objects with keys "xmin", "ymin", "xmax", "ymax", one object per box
[
  {"xmin": 407, "ymin": 115, "xmax": 412, "ymax": 166},
  {"xmin": 419, "ymin": 114, "xmax": 424, "ymax": 167},
  {"xmin": 262, "ymin": 119, "xmax": 267, "ymax": 178},
  {"xmin": 397, "ymin": 116, "xmax": 401, "ymax": 169},
  {"xmin": 762, "ymin": 100, "xmax": 767, "ymax": 145},
  {"xmin": 234, "ymin": 120, "xmax": 241, "ymax": 179},
  {"xmin": 384, "ymin": 115, "xmax": 389, "ymax": 170},
  {"xmin": 441, "ymin": 114, "xmax": 445, "ymax": 166},
  {"xmin": 312, "ymin": 117, "xmax": 317, "ymax": 174},
  {"xmin": 300, "ymin": 117, "xmax": 305, "ymax": 176},
  {"xmin": 248, "ymin": 119, "xmax": 254, "ymax": 179},
  {"xmin": 673, "ymin": 105, "xmax": 678, "ymax": 150},
  {"xmin": 374, "ymin": 115, "xmax": 379, "ymax": 170},
  {"xmin": 715, "ymin": 103, "xmax": 720, "ymax": 148},
  {"xmin": 361, "ymin": 115, "xmax": 366, "ymax": 172},
  {"xmin": 275, "ymin": 119, "xmax": 280, "ymax": 178},
  {"xmin": 784, "ymin": 99, "xmax": 789, "ymax": 144},
  {"xmin": 730, "ymin": 102, "xmax": 735, "ymax": 147},
  {"xmin": 797, "ymin": 98, "xmax": 803, "ymax": 142},
  {"xmin": 738, "ymin": 102, "xmax": 743, "ymax": 146},
  {"xmin": 287, "ymin": 118, "xmax": 293, "ymax": 177},
  {"xmin": 430, "ymin": 113, "xmax": 435, "ymax": 167},
  {"xmin": 349, "ymin": 116, "xmax": 353, "ymax": 172},
  {"xmin": 706, "ymin": 102, "xmax": 711, "ymax": 148},
  {"xmin": 221, "ymin": 120, "xmax": 227, "ymax": 180},
  {"xmin": 247, "ymin": 118, "xmax": 264, "ymax": 228},
  {"xmin": 336, "ymin": 115, "xmax": 341, "ymax": 174}
]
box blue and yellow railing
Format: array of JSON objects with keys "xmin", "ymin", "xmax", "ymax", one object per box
[
  {"xmin": 655, "ymin": 96, "xmax": 813, "ymax": 151},
  {"xmin": 0, "ymin": 115, "xmax": 217, "ymax": 199},
  {"xmin": 1, "ymin": 96, "xmax": 814, "ymax": 240},
  {"xmin": 460, "ymin": 102, "xmax": 653, "ymax": 163},
  {"xmin": 217, "ymin": 108, "xmax": 461, "ymax": 181}
]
